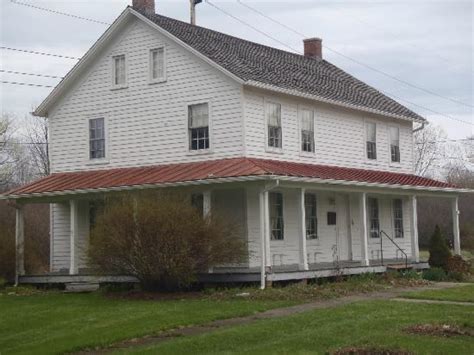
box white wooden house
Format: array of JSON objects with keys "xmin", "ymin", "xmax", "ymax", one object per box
[{"xmin": 3, "ymin": 0, "xmax": 468, "ymax": 287}]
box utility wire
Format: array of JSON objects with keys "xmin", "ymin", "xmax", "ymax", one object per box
[
  {"xmin": 235, "ymin": 0, "xmax": 474, "ymax": 109},
  {"xmin": 10, "ymin": 0, "xmax": 111, "ymax": 25},
  {"xmin": 1, "ymin": 80, "xmax": 54, "ymax": 88},
  {"xmin": 0, "ymin": 69, "xmax": 63, "ymax": 79},
  {"xmin": 1, "ymin": 46, "xmax": 80, "ymax": 60}
]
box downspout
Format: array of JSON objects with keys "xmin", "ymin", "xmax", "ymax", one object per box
[
  {"xmin": 260, "ymin": 179, "xmax": 280, "ymax": 290},
  {"xmin": 412, "ymin": 121, "xmax": 426, "ymax": 133}
]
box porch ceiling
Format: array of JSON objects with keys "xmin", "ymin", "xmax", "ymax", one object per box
[{"xmin": 1, "ymin": 157, "xmax": 467, "ymax": 200}]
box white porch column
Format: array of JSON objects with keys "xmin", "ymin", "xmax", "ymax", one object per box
[
  {"xmin": 15, "ymin": 206, "xmax": 25, "ymax": 285},
  {"xmin": 452, "ymin": 196, "xmax": 461, "ymax": 255},
  {"xmin": 263, "ymin": 190, "xmax": 272, "ymax": 269},
  {"xmin": 410, "ymin": 195, "xmax": 420, "ymax": 262},
  {"xmin": 360, "ymin": 192, "xmax": 369, "ymax": 266},
  {"xmin": 203, "ymin": 190, "xmax": 211, "ymax": 218},
  {"xmin": 299, "ymin": 188, "xmax": 308, "ymax": 270},
  {"xmin": 69, "ymin": 200, "xmax": 79, "ymax": 275}
]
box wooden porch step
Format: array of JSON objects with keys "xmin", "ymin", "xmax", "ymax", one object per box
[
  {"xmin": 65, "ymin": 282, "xmax": 100, "ymax": 293},
  {"xmin": 386, "ymin": 264, "xmax": 413, "ymax": 271}
]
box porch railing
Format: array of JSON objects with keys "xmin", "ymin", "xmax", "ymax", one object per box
[{"xmin": 379, "ymin": 230, "xmax": 408, "ymax": 269}]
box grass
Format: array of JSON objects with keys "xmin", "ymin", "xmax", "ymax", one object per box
[
  {"xmin": 0, "ymin": 288, "xmax": 293, "ymax": 354},
  {"xmin": 129, "ymin": 300, "xmax": 474, "ymax": 355},
  {"xmin": 402, "ymin": 284, "xmax": 474, "ymax": 303}
]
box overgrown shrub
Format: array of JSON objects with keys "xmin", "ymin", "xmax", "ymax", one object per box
[
  {"xmin": 88, "ymin": 192, "xmax": 247, "ymax": 291},
  {"xmin": 422, "ymin": 267, "xmax": 447, "ymax": 281},
  {"xmin": 428, "ymin": 225, "xmax": 451, "ymax": 271},
  {"xmin": 446, "ymin": 255, "xmax": 471, "ymax": 275}
]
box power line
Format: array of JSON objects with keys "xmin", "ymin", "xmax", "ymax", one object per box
[
  {"xmin": 0, "ymin": 69, "xmax": 64, "ymax": 79},
  {"xmin": 416, "ymin": 138, "xmax": 474, "ymax": 144},
  {"xmin": 235, "ymin": 0, "xmax": 474, "ymax": 110},
  {"xmin": 10, "ymin": 0, "xmax": 111, "ymax": 26},
  {"xmin": 205, "ymin": 0, "xmax": 301, "ymax": 54},
  {"xmin": 0, "ymin": 46, "xmax": 80, "ymax": 60},
  {"xmin": 1, "ymin": 80, "xmax": 54, "ymax": 88}
]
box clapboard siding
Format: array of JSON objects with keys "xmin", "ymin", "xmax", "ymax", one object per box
[
  {"xmin": 243, "ymin": 88, "xmax": 414, "ymax": 173},
  {"xmin": 49, "ymin": 18, "xmax": 243, "ymax": 173}
]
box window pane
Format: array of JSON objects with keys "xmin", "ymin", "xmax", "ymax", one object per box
[
  {"xmin": 366, "ymin": 122, "xmax": 376, "ymax": 142},
  {"xmin": 189, "ymin": 103, "xmax": 209, "ymax": 128},
  {"xmin": 266, "ymin": 102, "xmax": 281, "ymax": 127},
  {"xmin": 151, "ymin": 48, "xmax": 165, "ymax": 79},
  {"xmin": 368, "ymin": 198, "xmax": 379, "ymax": 238},
  {"xmin": 89, "ymin": 118, "xmax": 105, "ymax": 159},
  {"xmin": 113, "ymin": 55, "xmax": 126, "ymax": 85},
  {"xmin": 270, "ymin": 192, "xmax": 284, "ymax": 240},
  {"xmin": 305, "ymin": 193, "xmax": 317, "ymax": 239},
  {"xmin": 393, "ymin": 199, "xmax": 404, "ymax": 238}
]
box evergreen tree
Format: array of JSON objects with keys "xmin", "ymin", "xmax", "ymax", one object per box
[{"xmin": 428, "ymin": 225, "xmax": 452, "ymax": 271}]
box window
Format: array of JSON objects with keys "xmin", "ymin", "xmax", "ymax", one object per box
[
  {"xmin": 188, "ymin": 103, "xmax": 209, "ymax": 150},
  {"xmin": 269, "ymin": 192, "xmax": 284, "ymax": 240},
  {"xmin": 366, "ymin": 122, "xmax": 377, "ymax": 160},
  {"xmin": 150, "ymin": 47, "xmax": 165, "ymax": 82},
  {"xmin": 393, "ymin": 199, "xmax": 404, "ymax": 238},
  {"xmin": 300, "ymin": 109, "xmax": 314, "ymax": 153},
  {"xmin": 89, "ymin": 118, "xmax": 105, "ymax": 159},
  {"xmin": 390, "ymin": 126, "xmax": 400, "ymax": 163},
  {"xmin": 112, "ymin": 55, "xmax": 126, "ymax": 87},
  {"xmin": 368, "ymin": 197, "xmax": 380, "ymax": 238},
  {"xmin": 191, "ymin": 193, "xmax": 204, "ymax": 216},
  {"xmin": 305, "ymin": 193, "xmax": 317, "ymax": 239},
  {"xmin": 266, "ymin": 102, "xmax": 282, "ymax": 149}
]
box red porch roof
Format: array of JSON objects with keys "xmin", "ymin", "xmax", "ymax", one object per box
[{"xmin": 3, "ymin": 157, "xmax": 456, "ymax": 199}]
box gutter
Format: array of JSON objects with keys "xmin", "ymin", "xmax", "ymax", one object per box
[
  {"xmin": 259, "ymin": 179, "xmax": 280, "ymax": 290},
  {"xmin": 413, "ymin": 122, "xmax": 426, "ymax": 133}
]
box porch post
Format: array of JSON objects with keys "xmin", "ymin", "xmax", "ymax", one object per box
[
  {"xmin": 452, "ymin": 196, "xmax": 461, "ymax": 255},
  {"xmin": 410, "ymin": 195, "xmax": 420, "ymax": 262},
  {"xmin": 203, "ymin": 190, "xmax": 211, "ymax": 217},
  {"xmin": 15, "ymin": 205, "xmax": 25, "ymax": 285},
  {"xmin": 360, "ymin": 192, "xmax": 369, "ymax": 266},
  {"xmin": 263, "ymin": 190, "xmax": 272, "ymax": 269},
  {"xmin": 69, "ymin": 200, "xmax": 78, "ymax": 275},
  {"xmin": 259, "ymin": 190, "xmax": 266, "ymax": 289},
  {"xmin": 299, "ymin": 188, "xmax": 308, "ymax": 270}
]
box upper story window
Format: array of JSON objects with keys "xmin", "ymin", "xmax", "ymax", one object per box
[
  {"xmin": 393, "ymin": 199, "xmax": 404, "ymax": 238},
  {"xmin": 266, "ymin": 102, "xmax": 282, "ymax": 149},
  {"xmin": 89, "ymin": 118, "xmax": 105, "ymax": 159},
  {"xmin": 368, "ymin": 197, "xmax": 380, "ymax": 238},
  {"xmin": 269, "ymin": 192, "xmax": 284, "ymax": 240},
  {"xmin": 150, "ymin": 47, "xmax": 165, "ymax": 82},
  {"xmin": 112, "ymin": 55, "xmax": 126, "ymax": 87},
  {"xmin": 300, "ymin": 109, "xmax": 315, "ymax": 153},
  {"xmin": 188, "ymin": 103, "xmax": 209, "ymax": 151},
  {"xmin": 366, "ymin": 122, "xmax": 377, "ymax": 160},
  {"xmin": 390, "ymin": 126, "xmax": 400, "ymax": 163},
  {"xmin": 305, "ymin": 193, "xmax": 318, "ymax": 239}
]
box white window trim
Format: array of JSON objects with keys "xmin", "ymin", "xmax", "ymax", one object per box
[
  {"xmin": 388, "ymin": 124, "xmax": 402, "ymax": 167},
  {"xmin": 110, "ymin": 53, "xmax": 128, "ymax": 90},
  {"xmin": 363, "ymin": 119, "xmax": 378, "ymax": 165},
  {"xmin": 148, "ymin": 46, "xmax": 167, "ymax": 84},
  {"xmin": 297, "ymin": 104, "xmax": 316, "ymax": 157},
  {"xmin": 185, "ymin": 99, "xmax": 213, "ymax": 155},
  {"xmin": 264, "ymin": 98, "xmax": 284, "ymax": 154},
  {"xmin": 85, "ymin": 115, "xmax": 110, "ymax": 166}
]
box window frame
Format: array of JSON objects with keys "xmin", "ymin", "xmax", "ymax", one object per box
[
  {"xmin": 149, "ymin": 46, "xmax": 167, "ymax": 84},
  {"xmin": 389, "ymin": 125, "xmax": 401, "ymax": 164},
  {"xmin": 367, "ymin": 197, "xmax": 380, "ymax": 239},
  {"xmin": 264, "ymin": 99, "xmax": 283, "ymax": 153},
  {"xmin": 392, "ymin": 198, "xmax": 404, "ymax": 238},
  {"xmin": 186, "ymin": 100, "xmax": 212, "ymax": 154},
  {"xmin": 88, "ymin": 117, "xmax": 108, "ymax": 162},
  {"xmin": 365, "ymin": 121, "xmax": 377, "ymax": 161},
  {"xmin": 298, "ymin": 106, "xmax": 315, "ymax": 155},
  {"xmin": 304, "ymin": 193, "xmax": 318, "ymax": 240},
  {"xmin": 269, "ymin": 192, "xmax": 284, "ymax": 241},
  {"xmin": 111, "ymin": 54, "xmax": 127, "ymax": 89}
]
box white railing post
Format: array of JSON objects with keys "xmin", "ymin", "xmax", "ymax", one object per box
[
  {"xmin": 452, "ymin": 197, "xmax": 461, "ymax": 255},
  {"xmin": 299, "ymin": 188, "xmax": 308, "ymax": 270},
  {"xmin": 360, "ymin": 192, "xmax": 369, "ymax": 266},
  {"xmin": 411, "ymin": 195, "xmax": 420, "ymax": 262},
  {"xmin": 15, "ymin": 206, "xmax": 25, "ymax": 285},
  {"xmin": 69, "ymin": 200, "xmax": 78, "ymax": 275}
]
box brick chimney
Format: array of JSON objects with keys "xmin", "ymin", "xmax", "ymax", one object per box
[
  {"xmin": 132, "ymin": 0, "xmax": 155, "ymax": 15},
  {"xmin": 303, "ymin": 38, "xmax": 322, "ymax": 59}
]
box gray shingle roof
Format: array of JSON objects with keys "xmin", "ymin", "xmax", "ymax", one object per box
[{"xmin": 136, "ymin": 8, "xmax": 424, "ymax": 121}]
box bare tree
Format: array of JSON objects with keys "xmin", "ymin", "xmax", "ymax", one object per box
[
  {"xmin": 0, "ymin": 114, "xmax": 19, "ymax": 189},
  {"xmin": 414, "ymin": 124, "xmax": 447, "ymax": 177},
  {"xmin": 25, "ymin": 115, "xmax": 50, "ymax": 177}
]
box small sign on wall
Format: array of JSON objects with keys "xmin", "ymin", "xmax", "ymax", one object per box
[{"xmin": 327, "ymin": 211, "xmax": 337, "ymax": 225}]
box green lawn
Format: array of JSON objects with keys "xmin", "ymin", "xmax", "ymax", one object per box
[
  {"xmin": 402, "ymin": 284, "xmax": 474, "ymax": 303},
  {"xmin": 0, "ymin": 290, "xmax": 292, "ymax": 354},
  {"xmin": 129, "ymin": 300, "xmax": 474, "ymax": 355}
]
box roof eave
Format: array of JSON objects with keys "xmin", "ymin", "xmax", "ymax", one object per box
[{"xmin": 244, "ymin": 81, "xmax": 426, "ymax": 124}]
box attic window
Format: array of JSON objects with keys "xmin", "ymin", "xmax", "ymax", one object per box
[
  {"xmin": 112, "ymin": 54, "xmax": 126, "ymax": 87},
  {"xmin": 150, "ymin": 47, "xmax": 166, "ymax": 82}
]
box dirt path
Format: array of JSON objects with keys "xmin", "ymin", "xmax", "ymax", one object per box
[
  {"xmin": 76, "ymin": 282, "xmax": 463, "ymax": 354},
  {"xmin": 392, "ymin": 298, "xmax": 474, "ymax": 306}
]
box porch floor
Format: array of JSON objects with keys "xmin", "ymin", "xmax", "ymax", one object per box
[{"xmin": 18, "ymin": 259, "xmax": 429, "ymax": 285}]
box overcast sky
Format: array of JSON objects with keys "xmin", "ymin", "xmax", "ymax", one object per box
[{"xmin": 1, "ymin": 0, "xmax": 473, "ymax": 140}]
